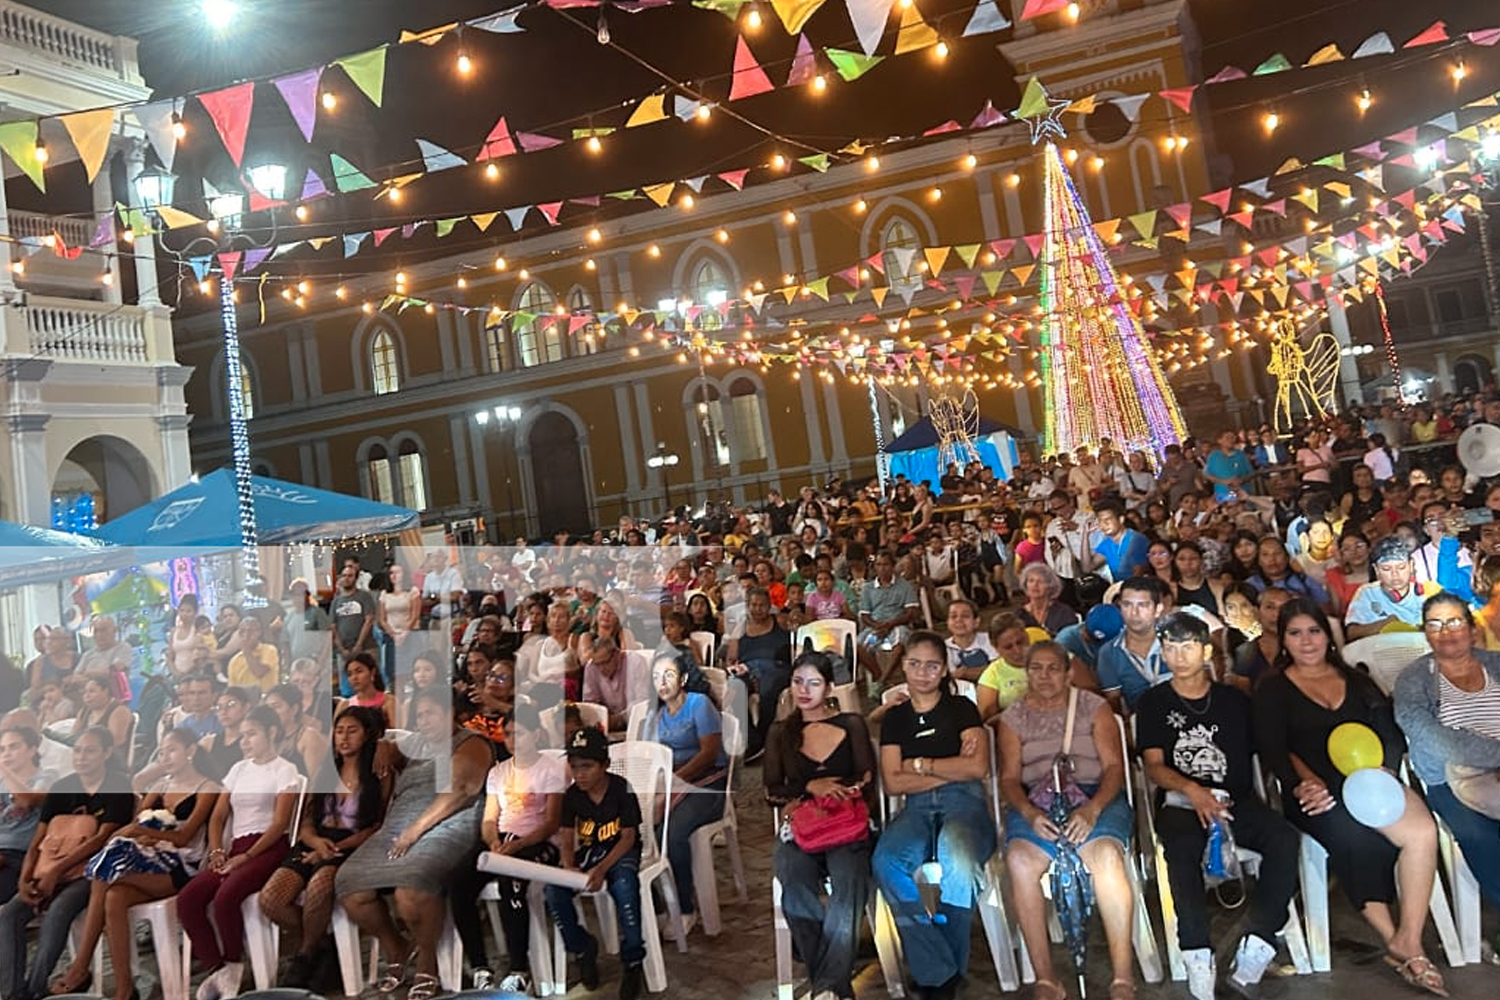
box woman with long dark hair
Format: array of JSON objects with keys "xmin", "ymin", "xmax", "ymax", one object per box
[
  {"xmin": 258, "ymin": 706, "xmax": 392, "ymax": 987},
  {"xmin": 1252, "ymin": 598, "xmax": 1445, "ymax": 996}
]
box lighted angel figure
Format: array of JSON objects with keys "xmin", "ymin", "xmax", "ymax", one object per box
[{"xmin": 1266, "ymin": 320, "xmax": 1340, "ymax": 431}]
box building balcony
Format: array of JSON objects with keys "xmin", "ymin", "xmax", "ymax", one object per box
[
  {"xmin": 0, "ymin": 293, "xmax": 172, "ymax": 366},
  {"xmin": 0, "ymin": 0, "xmax": 147, "ymax": 116}
]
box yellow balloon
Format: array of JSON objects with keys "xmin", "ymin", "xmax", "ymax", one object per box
[{"xmin": 1328, "ymin": 722, "xmax": 1383, "ymax": 776}]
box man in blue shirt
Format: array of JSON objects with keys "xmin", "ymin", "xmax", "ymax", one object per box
[
  {"xmin": 1346, "ymin": 535, "xmax": 1438, "ymax": 639},
  {"xmin": 1090, "ymin": 499, "xmax": 1150, "ymax": 583},
  {"xmin": 1096, "ymin": 576, "xmax": 1169, "ymax": 711},
  {"xmin": 1203, "ymin": 430, "xmax": 1255, "ymax": 502}
]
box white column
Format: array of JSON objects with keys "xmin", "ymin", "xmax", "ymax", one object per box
[
  {"xmin": 123, "ymin": 143, "xmax": 163, "ymax": 308},
  {"xmin": 614, "ymin": 385, "xmax": 641, "ymax": 498},
  {"xmin": 1434, "ymin": 351, "xmax": 1453, "ymax": 395},
  {"xmin": 7, "ymin": 412, "xmax": 51, "ymax": 525},
  {"xmin": 0, "ymin": 169, "xmax": 16, "ymax": 298},
  {"xmin": 92, "ymin": 159, "xmax": 123, "ymax": 305},
  {"xmin": 799, "ymin": 374, "xmax": 827, "ymax": 471},
  {"xmin": 1327, "ymin": 298, "xmax": 1363, "ymax": 407},
  {"xmin": 467, "ymin": 421, "xmax": 493, "ymax": 515},
  {"xmin": 155, "ymin": 414, "xmax": 193, "ymax": 494},
  {"xmin": 822, "ymin": 381, "xmax": 848, "ymax": 468}
]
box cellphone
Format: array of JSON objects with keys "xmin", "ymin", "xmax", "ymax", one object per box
[{"xmin": 1463, "ymin": 507, "xmax": 1495, "ymax": 527}]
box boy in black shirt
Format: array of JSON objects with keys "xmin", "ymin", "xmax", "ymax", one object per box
[
  {"xmin": 545, "ymin": 727, "xmax": 646, "ymax": 1000},
  {"xmin": 1137, "ymin": 612, "xmax": 1300, "ymax": 1000}
]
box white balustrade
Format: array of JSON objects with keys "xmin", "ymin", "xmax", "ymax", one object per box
[
  {"xmin": 6, "ymin": 210, "xmax": 94, "ymax": 249},
  {"xmin": 0, "ymin": 0, "xmax": 135, "ymax": 78},
  {"xmin": 22, "ymin": 295, "xmax": 152, "ymax": 364}
]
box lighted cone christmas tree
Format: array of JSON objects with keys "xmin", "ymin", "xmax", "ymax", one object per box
[{"xmin": 1017, "ymin": 79, "xmax": 1187, "ymax": 459}]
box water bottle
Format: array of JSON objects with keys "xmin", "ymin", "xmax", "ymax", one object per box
[{"xmin": 1204, "ymin": 819, "xmax": 1228, "ymax": 880}]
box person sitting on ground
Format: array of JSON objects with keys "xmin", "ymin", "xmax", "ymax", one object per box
[
  {"xmin": 1137, "ymin": 613, "xmax": 1300, "ymax": 1000},
  {"xmin": 999, "ymin": 641, "xmax": 1137, "ymax": 1000},
  {"xmin": 546, "ymin": 726, "xmax": 647, "ymax": 1000}
]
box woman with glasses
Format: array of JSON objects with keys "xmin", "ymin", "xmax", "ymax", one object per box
[
  {"xmin": 870, "ymin": 631, "xmax": 993, "ymax": 1000},
  {"xmin": 463, "ymin": 646, "xmax": 515, "ymax": 755},
  {"xmin": 765, "ymin": 651, "xmax": 873, "ymax": 1000},
  {"xmin": 1324, "ymin": 531, "xmax": 1373, "ymax": 617},
  {"xmin": 999, "ymin": 641, "xmax": 1136, "ymax": 1000},
  {"xmin": 1394, "ymin": 594, "xmax": 1500, "ymax": 913},
  {"xmin": 1253, "ymin": 598, "xmax": 1445, "ymax": 997},
  {"xmin": 199, "ymin": 687, "xmax": 254, "ymax": 778}
]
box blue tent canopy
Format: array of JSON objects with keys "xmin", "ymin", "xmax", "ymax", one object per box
[
  {"xmin": 881, "ymin": 415, "xmax": 1021, "ymax": 487},
  {"xmin": 93, "ymin": 468, "xmax": 419, "ymax": 551},
  {"xmin": 0, "ymin": 521, "xmax": 135, "ymax": 589},
  {"xmin": 881, "ymin": 414, "xmax": 1023, "ymax": 454}
]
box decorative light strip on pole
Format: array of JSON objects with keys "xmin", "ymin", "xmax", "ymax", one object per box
[
  {"xmin": 868, "ymin": 375, "xmax": 890, "ymax": 492},
  {"xmin": 1374, "ymin": 281, "xmax": 1406, "ymax": 404},
  {"xmin": 220, "ymin": 274, "xmax": 262, "ymax": 600}
]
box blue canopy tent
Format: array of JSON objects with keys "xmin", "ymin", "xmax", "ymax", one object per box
[
  {"xmin": 93, "ymin": 468, "xmax": 420, "ymax": 556},
  {"xmin": 0, "ymin": 522, "xmax": 135, "ymax": 590},
  {"xmin": 882, "ymin": 414, "xmax": 1021, "ymax": 488}
]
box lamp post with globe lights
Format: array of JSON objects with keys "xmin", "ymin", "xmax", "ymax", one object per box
[
  {"xmin": 647, "ymin": 442, "xmax": 680, "ymax": 520},
  {"xmin": 474, "ymin": 404, "xmax": 524, "ymax": 539}
]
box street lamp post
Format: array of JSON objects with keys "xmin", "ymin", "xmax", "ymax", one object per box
[
  {"xmin": 474, "ymin": 405, "xmax": 522, "ymax": 538},
  {"xmin": 646, "ymin": 441, "xmax": 679, "ymax": 518}
]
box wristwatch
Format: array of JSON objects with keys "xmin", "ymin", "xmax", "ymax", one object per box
[{"xmin": 913, "ymin": 757, "xmax": 927, "ymax": 775}]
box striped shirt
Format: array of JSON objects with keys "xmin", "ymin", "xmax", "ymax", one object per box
[{"xmin": 1438, "ymin": 670, "xmax": 1500, "ymax": 741}]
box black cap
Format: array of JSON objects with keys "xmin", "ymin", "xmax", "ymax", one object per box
[{"xmin": 566, "ymin": 726, "xmax": 610, "ymax": 763}]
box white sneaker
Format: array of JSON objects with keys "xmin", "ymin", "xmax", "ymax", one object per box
[
  {"xmin": 497, "ymin": 971, "xmax": 532, "ymax": 994},
  {"xmin": 1183, "ymin": 947, "xmax": 1216, "ymax": 1000},
  {"xmin": 196, "ymin": 961, "xmax": 243, "ymax": 1000},
  {"xmin": 1230, "ymin": 934, "xmax": 1277, "ymax": 987}
]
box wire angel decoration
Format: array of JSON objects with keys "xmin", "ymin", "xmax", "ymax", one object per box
[{"xmin": 1266, "ymin": 319, "xmax": 1341, "ymax": 431}]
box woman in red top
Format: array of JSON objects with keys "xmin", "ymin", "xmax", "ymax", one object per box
[
  {"xmin": 1011, "ymin": 513, "xmax": 1046, "ymax": 575},
  {"xmin": 1322, "ymin": 531, "xmax": 1372, "ymax": 616}
]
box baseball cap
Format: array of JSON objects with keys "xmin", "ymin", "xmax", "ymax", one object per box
[
  {"xmin": 566, "ymin": 726, "xmax": 610, "ymax": 763},
  {"xmin": 1371, "ymin": 535, "xmax": 1412, "ymax": 565},
  {"xmin": 1085, "ymin": 603, "xmax": 1124, "ymax": 643}
]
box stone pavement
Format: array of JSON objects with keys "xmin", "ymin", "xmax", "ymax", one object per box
[{"xmin": 649, "ymin": 764, "xmax": 1500, "ymax": 1000}]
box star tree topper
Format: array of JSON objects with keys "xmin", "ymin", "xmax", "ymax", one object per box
[{"xmin": 1013, "ymin": 77, "xmax": 1070, "ymax": 145}]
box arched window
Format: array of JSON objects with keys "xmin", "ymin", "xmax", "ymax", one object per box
[
  {"xmin": 881, "ymin": 217, "xmax": 923, "ymax": 297},
  {"xmin": 370, "ymin": 329, "xmax": 400, "ymax": 394},
  {"xmin": 515, "ymin": 283, "xmax": 563, "ymax": 367},
  {"xmin": 691, "ymin": 259, "xmax": 729, "ymax": 331},
  {"xmin": 568, "ymin": 286, "xmax": 599, "ymax": 356},
  {"xmin": 367, "ymin": 444, "xmax": 394, "ymax": 503},
  {"xmin": 691, "ymin": 383, "xmax": 731, "ymax": 471},
  {"xmin": 727, "ymin": 377, "xmax": 767, "ymax": 462},
  {"xmin": 484, "ymin": 323, "xmax": 509, "ymax": 373},
  {"xmin": 396, "ymin": 439, "xmax": 428, "ymax": 510}
]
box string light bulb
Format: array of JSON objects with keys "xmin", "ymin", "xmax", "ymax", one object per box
[
  {"xmin": 696, "ymin": 103, "xmax": 711, "ymax": 122},
  {"xmin": 387, "ymin": 184, "xmax": 403, "ymax": 204},
  {"xmin": 322, "ymin": 91, "xmax": 337, "ymax": 111},
  {"xmin": 812, "ymin": 74, "xmax": 826, "ymax": 93},
  {"xmin": 771, "ymin": 153, "xmax": 787, "ymax": 170},
  {"xmin": 1066, "ymin": 2, "xmax": 1079, "ymax": 20},
  {"xmin": 1262, "ymin": 111, "xmax": 1279, "ymax": 133},
  {"xmin": 33, "ymin": 140, "xmax": 46, "ymax": 164},
  {"xmin": 715, "ymin": 229, "xmax": 730, "ymax": 243},
  {"xmin": 865, "ymin": 154, "xmax": 880, "ymax": 172},
  {"xmin": 783, "ymin": 209, "xmax": 797, "ymax": 225},
  {"xmin": 485, "ymin": 162, "xmax": 500, "ymax": 180},
  {"xmin": 934, "ymin": 40, "xmax": 949, "ymax": 60},
  {"xmin": 680, "ymin": 193, "xmax": 695, "ymax": 209},
  {"xmin": 294, "ymin": 205, "xmax": 309, "ymax": 222},
  {"xmin": 171, "ymin": 113, "xmax": 187, "ymax": 140},
  {"xmin": 457, "ymin": 276, "xmax": 468, "ymax": 289},
  {"xmin": 596, "ymin": 6, "xmax": 610, "ymax": 44},
  {"xmin": 1453, "ymin": 60, "xmax": 1467, "ymax": 83},
  {"xmin": 745, "ymin": 5, "xmax": 762, "ymax": 29},
  {"xmin": 494, "ymin": 255, "xmax": 507, "ymax": 271},
  {"xmin": 1356, "ymin": 89, "xmax": 1372, "ymax": 113},
  {"xmin": 457, "ymin": 51, "xmax": 473, "ymax": 75},
  {"xmin": 587, "ymin": 227, "xmax": 602, "ymax": 244},
  {"xmin": 962, "ymin": 153, "xmax": 978, "ymax": 170}
]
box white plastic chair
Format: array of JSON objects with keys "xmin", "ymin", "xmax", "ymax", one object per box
[
  {"xmin": 330, "ymin": 900, "xmax": 464, "ymax": 994},
  {"xmin": 688, "ymin": 713, "xmax": 747, "ymax": 936},
  {"xmin": 544, "ymin": 739, "xmax": 683, "ymax": 995},
  {"xmin": 242, "ymin": 774, "xmax": 310, "ymax": 989},
  {"xmin": 793, "ymin": 620, "xmax": 857, "ymax": 659},
  {"xmin": 78, "ymin": 895, "xmax": 194, "ymax": 1000},
  {"xmin": 700, "ymin": 666, "xmax": 729, "ymax": 711},
  {"xmin": 688, "ymin": 631, "xmax": 717, "ymax": 668},
  {"xmin": 879, "ymin": 680, "xmax": 977, "ymax": 706},
  {"xmin": 1340, "ymin": 633, "xmax": 1431, "ymax": 695}
]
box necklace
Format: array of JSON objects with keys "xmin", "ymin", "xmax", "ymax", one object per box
[{"xmin": 1174, "ymin": 682, "xmax": 1214, "ymax": 715}]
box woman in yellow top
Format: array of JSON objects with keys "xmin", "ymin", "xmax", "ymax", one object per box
[
  {"xmin": 1470, "ymin": 555, "xmax": 1500, "ymax": 651},
  {"xmin": 1409, "ymin": 405, "xmax": 1438, "ymax": 444},
  {"xmin": 225, "ymin": 616, "xmax": 280, "ymax": 693},
  {"xmin": 976, "ymin": 612, "xmax": 1031, "ymax": 721}
]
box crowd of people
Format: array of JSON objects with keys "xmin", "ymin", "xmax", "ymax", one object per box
[{"xmin": 1, "ymin": 401, "xmax": 1499, "ymax": 1000}]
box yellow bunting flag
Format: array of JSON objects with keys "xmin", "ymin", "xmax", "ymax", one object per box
[
  {"xmin": 893, "ymin": 4, "xmax": 938, "ymax": 54},
  {"xmin": 1291, "ymin": 189, "xmax": 1319, "ymax": 212},
  {"xmin": 870, "ymin": 286, "xmax": 888, "ymax": 307},
  {"xmin": 1065, "ymin": 95, "xmax": 1098, "ymax": 115},
  {"xmin": 1011, "ymin": 264, "xmax": 1035, "ymax": 285},
  {"xmin": 472, "ymin": 212, "xmax": 498, "ymax": 231},
  {"xmin": 626, "ymin": 94, "xmax": 668, "ymax": 128},
  {"xmin": 399, "ymin": 23, "xmax": 457, "ymax": 44},
  {"xmin": 1304, "ymin": 43, "xmax": 1344, "ymax": 66},
  {"xmin": 641, "ymin": 183, "xmax": 674, "ymax": 206},
  {"xmin": 61, "ymin": 109, "xmax": 115, "ymax": 184},
  {"xmin": 770, "ymin": 0, "xmax": 826, "ymax": 34},
  {"xmin": 0, "ymin": 121, "xmax": 43, "ymax": 191},
  {"xmin": 806, "ymin": 277, "xmax": 830, "ymax": 300},
  {"xmin": 153, "ymin": 205, "xmax": 204, "ymax": 229},
  {"xmin": 1094, "ymin": 219, "xmax": 1121, "ymax": 242},
  {"xmin": 923, "ymin": 247, "xmax": 950, "ymax": 275}
]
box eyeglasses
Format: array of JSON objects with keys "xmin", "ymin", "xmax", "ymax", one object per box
[
  {"xmin": 485, "ymin": 672, "xmax": 512, "ymax": 683},
  {"xmin": 903, "ymin": 658, "xmax": 946, "ymax": 674},
  {"xmin": 1423, "ymin": 618, "xmax": 1469, "ymax": 634}
]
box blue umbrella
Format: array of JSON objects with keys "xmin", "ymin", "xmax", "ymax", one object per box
[{"xmin": 1048, "ymin": 758, "xmax": 1097, "ymax": 999}]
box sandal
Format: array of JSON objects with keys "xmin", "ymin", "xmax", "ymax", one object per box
[
  {"xmin": 1033, "ymin": 980, "xmax": 1067, "ymax": 1000},
  {"xmin": 1108, "ymin": 979, "xmax": 1136, "ymax": 1000},
  {"xmin": 374, "ymin": 950, "xmax": 415, "ymax": 994},
  {"xmin": 49, "ymin": 970, "xmax": 92, "ymax": 995},
  {"xmin": 406, "ymin": 973, "xmax": 441, "ymax": 1000},
  {"xmin": 1386, "ymin": 953, "xmax": 1448, "ymax": 997}
]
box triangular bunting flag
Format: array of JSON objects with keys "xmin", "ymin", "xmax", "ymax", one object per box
[
  {"xmin": 1253, "ymin": 53, "xmax": 1292, "ymax": 75},
  {"xmin": 963, "ymin": 0, "xmax": 1011, "ymax": 37},
  {"xmin": 870, "ymin": 286, "xmax": 888, "ymax": 307},
  {"xmin": 719, "ymin": 169, "xmax": 749, "ymax": 190},
  {"xmin": 1110, "ymin": 94, "xmax": 1150, "ymax": 122},
  {"xmin": 154, "ymin": 205, "xmax": 204, "ymax": 230},
  {"xmin": 60, "ymin": 109, "xmax": 115, "ymax": 184},
  {"xmin": 399, "ymin": 23, "xmax": 457, "ymax": 45},
  {"xmin": 972, "ymin": 100, "xmax": 1006, "ymax": 127},
  {"xmin": 435, "ymin": 218, "xmax": 460, "ymax": 238},
  {"xmin": 1158, "ymin": 86, "xmax": 1196, "ymax": 113},
  {"xmin": 787, "ymin": 35, "xmax": 817, "ymax": 86},
  {"xmin": 134, "ymin": 101, "xmax": 179, "ymax": 171},
  {"xmin": 334, "ymin": 47, "xmax": 388, "ymax": 107},
  {"xmin": 504, "ymin": 206, "xmax": 530, "ymax": 230},
  {"xmin": 1205, "ymin": 66, "xmax": 1247, "ymax": 84},
  {"xmin": 242, "ymin": 247, "xmax": 272, "ymax": 273},
  {"xmin": 518, "ymin": 132, "xmax": 563, "ymax": 151},
  {"xmin": 188, "ymin": 256, "xmax": 212, "ymax": 281},
  {"xmin": 1404, "ymin": 20, "xmax": 1447, "ymax": 48},
  {"xmin": 1011, "ymin": 264, "xmax": 1035, "ymax": 285},
  {"xmin": 272, "ymin": 67, "xmax": 322, "ymax": 142},
  {"xmin": 468, "ymin": 6, "xmax": 526, "ymax": 33},
  {"xmin": 1094, "ymin": 219, "xmax": 1121, "ymax": 242},
  {"xmin": 893, "ymin": 3, "xmax": 938, "ymax": 54},
  {"xmin": 1020, "ymin": 0, "xmax": 1069, "ymax": 19},
  {"xmin": 954, "ymin": 244, "xmax": 981, "ymax": 268},
  {"xmin": 923, "ymin": 247, "xmax": 950, "ymax": 275},
  {"xmin": 217, "ymin": 251, "xmax": 242, "ymax": 281},
  {"xmin": 343, "ymin": 233, "xmax": 369, "ymax": 257},
  {"xmin": 1201, "ymin": 189, "xmax": 1233, "ymax": 213},
  {"xmin": 329, "ymin": 153, "xmax": 377, "ymax": 192},
  {"xmin": 729, "ymin": 36, "xmax": 775, "ymax": 100},
  {"xmin": 981, "ymin": 270, "xmax": 1004, "ymax": 295},
  {"xmin": 477, "ymin": 117, "xmax": 517, "ymax": 159},
  {"xmin": 1304, "ymin": 43, "xmax": 1344, "ymax": 66},
  {"xmin": 770, "ymin": 0, "xmax": 825, "ymax": 33},
  {"xmin": 847, "ymin": 0, "xmax": 895, "ymax": 54},
  {"xmin": 301, "ymin": 168, "xmax": 327, "ymax": 200},
  {"xmin": 416, "ymin": 138, "xmax": 466, "ymax": 172},
  {"xmin": 537, "ymin": 202, "xmax": 563, "ymax": 225},
  {"xmin": 798, "ymin": 153, "xmax": 830, "ymax": 172},
  {"xmin": 673, "ymin": 96, "xmax": 704, "ymax": 120},
  {"xmin": 626, "ymin": 93, "xmax": 668, "ymax": 128},
  {"xmin": 373, "ymin": 227, "xmax": 397, "ymax": 247},
  {"xmin": 806, "ymin": 276, "xmax": 830, "ymax": 300},
  {"xmin": 198, "ymin": 82, "xmax": 256, "ymax": 167},
  {"xmin": 1470, "ymin": 28, "xmax": 1500, "ymax": 46},
  {"xmin": 90, "ymin": 213, "xmax": 115, "ymax": 248},
  {"xmin": 642, "ymin": 183, "xmax": 674, "ymax": 206},
  {"xmin": 1128, "ymin": 210, "xmax": 1157, "ymax": 239},
  {"xmin": 472, "ymin": 212, "xmax": 498, "ymax": 231},
  {"xmin": 0, "ymin": 121, "xmax": 43, "ymax": 191},
  {"xmin": 1353, "ymin": 32, "xmax": 1394, "ymax": 58},
  {"xmin": 825, "ymin": 48, "xmax": 883, "ymax": 82}
]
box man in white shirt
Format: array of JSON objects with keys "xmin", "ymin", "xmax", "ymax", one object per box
[
  {"xmin": 1044, "ymin": 492, "xmax": 1095, "ymax": 605},
  {"xmin": 944, "ymin": 599, "xmax": 997, "ymax": 683},
  {"xmin": 1414, "ymin": 501, "xmax": 1471, "ymax": 585},
  {"xmin": 76, "ymin": 615, "xmax": 135, "ymax": 697}
]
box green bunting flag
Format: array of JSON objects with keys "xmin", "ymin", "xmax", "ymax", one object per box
[
  {"xmin": 329, "ymin": 153, "xmax": 377, "ymax": 192},
  {"xmin": 335, "ymin": 47, "xmax": 388, "ymax": 107},
  {"xmin": 825, "ymin": 48, "xmax": 884, "ymax": 82},
  {"xmin": 0, "ymin": 121, "xmax": 44, "ymax": 191}
]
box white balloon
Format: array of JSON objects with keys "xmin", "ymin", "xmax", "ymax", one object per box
[{"xmin": 1342, "ymin": 768, "xmax": 1406, "ymax": 828}]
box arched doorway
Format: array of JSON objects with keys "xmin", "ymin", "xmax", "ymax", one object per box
[
  {"xmin": 1454, "ymin": 355, "xmax": 1492, "ymax": 395},
  {"xmin": 527, "ymin": 412, "xmax": 590, "ymax": 538},
  {"xmin": 51, "ymin": 436, "xmax": 157, "ymax": 530}
]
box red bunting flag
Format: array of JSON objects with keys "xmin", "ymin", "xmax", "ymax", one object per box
[
  {"xmin": 1158, "ymin": 86, "xmax": 1197, "ymax": 113},
  {"xmin": 217, "ymin": 250, "xmax": 242, "ymax": 281},
  {"xmin": 1404, "ymin": 20, "xmax": 1448, "ymax": 47},
  {"xmin": 476, "ymin": 117, "xmax": 517, "ymax": 160},
  {"xmin": 1200, "ymin": 189, "xmax": 1233, "ymax": 213},
  {"xmin": 198, "ymin": 82, "xmax": 256, "ymax": 167},
  {"xmin": 718, "ymin": 169, "xmax": 749, "ymax": 190},
  {"xmin": 1019, "ymin": 0, "xmax": 1069, "ymax": 20},
  {"xmin": 537, "ymin": 202, "xmax": 563, "ymax": 224},
  {"xmin": 728, "ymin": 36, "xmax": 774, "ymax": 100}
]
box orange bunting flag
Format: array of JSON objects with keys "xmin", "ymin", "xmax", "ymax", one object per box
[{"xmin": 728, "ymin": 36, "xmax": 775, "ymax": 100}]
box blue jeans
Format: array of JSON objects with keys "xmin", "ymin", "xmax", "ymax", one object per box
[
  {"xmin": 775, "ymin": 838, "xmax": 871, "ymax": 997},
  {"xmin": 667, "ymin": 777, "xmax": 727, "ymax": 913},
  {"xmin": 871, "ymin": 780, "xmax": 996, "ymax": 989},
  {"xmin": 1426, "ymin": 781, "xmax": 1500, "ymax": 909},
  {"xmin": 545, "ymin": 853, "xmax": 646, "ymax": 967},
  {"xmin": 743, "ymin": 659, "xmax": 789, "ymax": 752},
  {"xmin": 0, "ymin": 877, "xmax": 91, "ymax": 1000}
]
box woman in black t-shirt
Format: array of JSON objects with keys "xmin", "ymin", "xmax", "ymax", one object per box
[
  {"xmin": 765, "ymin": 652, "xmax": 874, "ymax": 1000},
  {"xmin": 870, "ymin": 632, "xmax": 993, "ymax": 1000}
]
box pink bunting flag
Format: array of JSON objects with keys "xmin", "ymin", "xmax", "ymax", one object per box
[
  {"xmin": 923, "ymin": 121, "xmax": 961, "ymax": 136},
  {"xmin": 728, "ymin": 36, "xmax": 774, "ymax": 100},
  {"xmin": 518, "ymin": 132, "xmax": 563, "ymax": 152},
  {"xmin": 198, "ymin": 82, "xmax": 256, "ymax": 167},
  {"xmin": 1471, "ymin": 28, "xmax": 1500, "ymax": 46},
  {"xmin": 1164, "ymin": 203, "xmax": 1192, "ymax": 228},
  {"xmin": 568, "ymin": 315, "xmax": 592, "ymax": 335},
  {"xmin": 1158, "ymin": 86, "xmax": 1197, "ymax": 113},
  {"xmin": 273, "ymin": 67, "xmax": 322, "ymax": 142},
  {"xmin": 477, "ymin": 117, "xmax": 517, "ymax": 160},
  {"xmin": 373, "ymin": 227, "xmax": 397, "ymax": 246},
  {"xmin": 248, "ymin": 191, "xmax": 283, "ymax": 213},
  {"xmin": 787, "ymin": 35, "xmax": 816, "ymax": 86},
  {"xmin": 1200, "ymin": 189, "xmax": 1233, "ymax": 213},
  {"xmin": 1386, "ymin": 126, "xmax": 1419, "ymax": 146},
  {"xmin": 1205, "ymin": 66, "xmax": 1247, "ymax": 84},
  {"xmin": 988, "ymin": 238, "xmax": 1016, "ymax": 259},
  {"xmin": 1404, "ymin": 20, "xmax": 1447, "ymax": 47},
  {"xmin": 719, "ymin": 168, "xmax": 749, "ymax": 190},
  {"xmin": 571, "ymin": 195, "xmax": 601, "ymax": 207},
  {"xmin": 1022, "ymin": 233, "xmax": 1044, "ymax": 257},
  {"xmin": 1020, "ymin": 0, "xmax": 1069, "ymax": 20},
  {"xmin": 537, "ymin": 202, "xmax": 563, "ymax": 224},
  {"xmin": 217, "ymin": 251, "xmax": 242, "ymax": 281},
  {"xmin": 971, "ymin": 101, "xmax": 1005, "ymax": 128}
]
